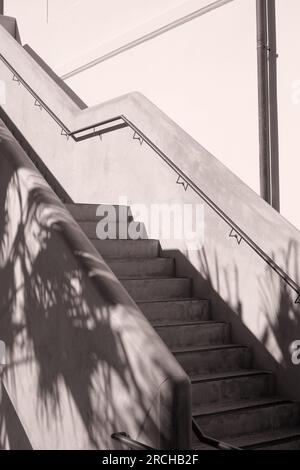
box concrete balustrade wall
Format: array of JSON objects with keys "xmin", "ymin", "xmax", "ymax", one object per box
[
  {"xmin": 0, "ymin": 14, "xmax": 20, "ymax": 41},
  {"xmin": 1, "ymin": 16, "xmax": 300, "ymax": 418},
  {"xmin": 0, "ymin": 121, "xmax": 191, "ymax": 449}
]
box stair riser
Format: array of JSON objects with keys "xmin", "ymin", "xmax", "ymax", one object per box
[
  {"xmin": 175, "ymin": 348, "xmax": 252, "ymax": 376},
  {"xmin": 195, "ymin": 403, "xmax": 300, "ymax": 440},
  {"xmin": 66, "ymin": 204, "xmax": 132, "ymax": 222},
  {"xmin": 121, "ymin": 279, "xmax": 191, "ymax": 301},
  {"xmin": 79, "ymin": 221, "xmax": 147, "ymax": 240},
  {"xmin": 192, "ymin": 374, "xmax": 275, "ymax": 407},
  {"xmin": 138, "ymin": 301, "xmax": 210, "ymax": 324},
  {"xmin": 92, "ymin": 240, "xmax": 160, "ymax": 258},
  {"xmin": 156, "ymin": 324, "xmax": 229, "ymax": 349},
  {"xmin": 108, "ymin": 258, "xmax": 175, "ymax": 278}
]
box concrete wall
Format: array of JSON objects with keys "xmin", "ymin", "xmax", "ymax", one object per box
[
  {"xmin": 1, "ymin": 16, "xmax": 300, "ymax": 409},
  {"xmin": 5, "ymin": 0, "xmax": 300, "ymax": 232},
  {"xmin": 0, "ymin": 14, "xmax": 20, "ymax": 41},
  {"xmin": 3, "ymin": 0, "xmax": 261, "ymax": 196},
  {"xmin": 0, "ymin": 117, "xmax": 191, "ymax": 448}
]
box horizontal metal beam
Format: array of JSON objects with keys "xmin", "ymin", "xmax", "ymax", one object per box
[{"xmin": 61, "ymin": 0, "xmax": 233, "ymax": 80}]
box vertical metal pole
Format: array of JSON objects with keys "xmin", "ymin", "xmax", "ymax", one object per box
[
  {"xmin": 0, "ymin": 0, "xmax": 4, "ymax": 15},
  {"xmin": 256, "ymin": 0, "xmax": 271, "ymax": 204},
  {"xmin": 267, "ymin": 0, "xmax": 280, "ymax": 211}
]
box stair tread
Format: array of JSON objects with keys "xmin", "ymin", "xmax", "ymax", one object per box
[
  {"xmin": 226, "ymin": 426, "xmax": 300, "ymax": 449},
  {"xmin": 107, "ymin": 257, "xmax": 172, "ymax": 263},
  {"xmin": 193, "ymin": 426, "xmax": 300, "ymax": 450},
  {"xmin": 190, "ymin": 369, "xmax": 273, "ymax": 383},
  {"xmin": 153, "ymin": 321, "xmax": 226, "ymax": 328},
  {"xmin": 66, "ymin": 203, "xmax": 126, "ymax": 207},
  {"xmin": 172, "ymin": 344, "xmax": 247, "ymax": 354},
  {"xmin": 120, "ymin": 277, "xmax": 189, "ymax": 281},
  {"xmin": 103, "ymin": 258, "xmax": 160, "ymax": 265},
  {"xmin": 96, "ymin": 239, "xmax": 159, "ymax": 242},
  {"xmin": 65, "ymin": 203, "xmax": 134, "ymax": 222},
  {"xmin": 193, "ymin": 397, "xmax": 290, "ymax": 417},
  {"xmin": 137, "ymin": 298, "xmax": 208, "ymax": 304}
]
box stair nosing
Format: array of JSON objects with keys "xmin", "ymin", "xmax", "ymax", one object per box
[
  {"xmin": 101, "ymin": 258, "xmax": 160, "ymax": 264},
  {"xmin": 172, "ymin": 344, "xmax": 248, "ymax": 354},
  {"xmin": 137, "ymin": 298, "xmax": 209, "ymax": 304},
  {"xmin": 120, "ymin": 277, "xmax": 191, "ymax": 281},
  {"xmin": 190, "ymin": 369, "xmax": 273, "ymax": 384},
  {"xmin": 106, "ymin": 257, "xmax": 174, "ymax": 263},
  {"xmin": 92, "ymin": 238, "xmax": 159, "ymax": 243},
  {"xmin": 153, "ymin": 321, "xmax": 227, "ymax": 329},
  {"xmin": 193, "ymin": 397, "xmax": 292, "ymax": 418},
  {"xmin": 224, "ymin": 426, "xmax": 300, "ymax": 449}
]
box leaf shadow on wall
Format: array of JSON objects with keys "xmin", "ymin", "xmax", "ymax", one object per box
[{"xmin": 0, "ymin": 162, "xmax": 168, "ymax": 450}]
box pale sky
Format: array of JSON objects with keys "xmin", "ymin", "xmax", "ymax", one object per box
[{"xmin": 4, "ymin": 0, "xmax": 300, "ymax": 229}]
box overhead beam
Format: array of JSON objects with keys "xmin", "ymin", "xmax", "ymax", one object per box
[{"xmin": 60, "ymin": 0, "xmax": 234, "ymax": 80}]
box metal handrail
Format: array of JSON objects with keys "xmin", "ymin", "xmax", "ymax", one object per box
[
  {"xmin": 111, "ymin": 425, "xmax": 241, "ymax": 451},
  {"xmin": 192, "ymin": 418, "xmax": 241, "ymax": 451},
  {"xmin": 60, "ymin": 0, "xmax": 234, "ymax": 81},
  {"xmin": 0, "ymin": 53, "xmax": 70, "ymax": 135},
  {"xmin": 111, "ymin": 432, "xmax": 155, "ymax": 451},
  {"xmin": 1, "ymin": 52, "xmax": 300, "ymax": 303}
]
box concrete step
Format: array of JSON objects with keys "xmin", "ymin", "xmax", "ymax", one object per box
[
  {"xmin": 224, "ymin": 426, "xmax": 300, "ymax": 450},
  {"xmin": 107, "ymin": 257, "xmax": 175, "ymax": 278},
  {"xmin": 78, "ymin": 220, "xmax": 148, "ymax": 240},
  {"xmin": 173, "ymin": 344, "xmax": 252, "ymax": 376},
  {"xmin": 258, "ymin": 436, "xmax": 300, "ymax": 450},
  {"xmin": 155, "ymin": 322, "xmax": 229, "ymax": 349},
  {"xmin": 92, "ymin": 239, "xmax": 160, "ymax": 259},
  {"xmin": 120, "ymin": 278, "xmax": 191, "ymax": 301},
  {"xmin": 65, "ymin": 203, "xmax": 133, "ymax": 222},
  {"xmin": 193, "ymin": 398, "xmax": 300, "ymax": 441},
  {"xmin": 138, "ymin": 299, "xmax": 210, "ymax": 324},
  {"xmin": 191, "ymin": 370, "xmax": 275, "ymax": 407},
  {"xmin": 193, "ymin": 427, "xmax": 300, "ymax": 450}
]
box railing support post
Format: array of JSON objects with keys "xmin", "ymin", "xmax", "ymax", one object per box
[{"xmin": 0, "ymin": 1, "xmax": 4, "ymax": 15}]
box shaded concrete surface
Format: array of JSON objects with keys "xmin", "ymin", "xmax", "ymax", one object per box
[
  {"xmin": 0, "ymin": 107, "xmax": 73, "ymax": 204},
  {"xmin": 0, "ymin": 15, "xmax": 20, "ymax": 43},
  {"xmin": 167, "ymin": 246, "xmax": 300, "ymax": 401},
  {"xmin": 74, "ymin": 209, "xmax": 300, "ymax": 449},
  {"xmin": 0, "ymin": 382, "xmax": 32, "ymax": 449},
  {"xmin": 0, "ymin": 121, "xmax": 191, "ymax": 449}
]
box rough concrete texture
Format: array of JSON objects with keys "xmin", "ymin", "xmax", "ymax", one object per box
[
  {"xmin": 1, "ymin": 13, "xmax": 300, "ymax": 433},
  {"xmin": 0, "ymin": 121, "xmax": 191, "ymax": 450}
]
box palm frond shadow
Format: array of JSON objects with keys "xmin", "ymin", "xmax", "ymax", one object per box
[{"xmin": 0, "ymin": 167, "xmax": 168, "ymax": 449}]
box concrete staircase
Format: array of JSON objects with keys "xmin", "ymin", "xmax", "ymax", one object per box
[{"xmin": 66, "ymin": 203, "xmax": 300, "ymax": 450}]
